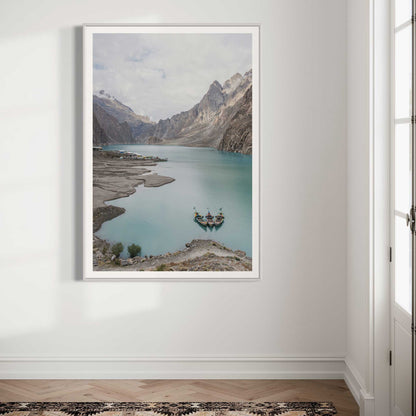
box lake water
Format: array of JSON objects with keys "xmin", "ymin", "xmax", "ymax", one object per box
[{"xmin": 97, "ymin": 144, "xmax": 252, "ymax": 258}]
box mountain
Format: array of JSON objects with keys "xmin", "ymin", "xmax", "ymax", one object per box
[
  {"xmin": 92, "ymin": 70, "xmax": 253, "ymax": 154},
  {"xmin": 93, "ymin": 91, "xmax": 155, "ymax": 141},
  {"xmin": 218, "ymin": 86, "xmax": 252, "ymax": 154},
  {"xmin": 150, "ymin": 70, "xmax": 252, "ymax": 152},
  {"xmin": 93, "ymin": 113, "xmax": 109, "ymax": 146},
  {"xmin": 93, "ymin": 103, "xmax": 133, "ymax": 145}
]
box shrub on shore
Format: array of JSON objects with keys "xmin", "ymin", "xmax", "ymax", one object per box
[
  {"xmin": 111, "ymin": 242, "xmax": 124, "ymax": 258},
  {"xmin": 156, "ymin": 264, "xmax": 167, "ymax": 271},
  {"xmin": 128, "ymin": 243, "xmax": 141, "ymax": 258}
]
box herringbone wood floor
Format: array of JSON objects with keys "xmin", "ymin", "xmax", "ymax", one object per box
[{"xmin": 0, "ymin": 380, "xmax": 358, "ymax": 416}]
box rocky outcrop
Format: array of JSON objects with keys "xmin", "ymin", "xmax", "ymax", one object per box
[
  {"xmin": 93, "ymin": 205, "xmax": 125, "ymax": 233},
  {"xmin": 196, "ymin": 80, "xmax": 225, "ymax": 122},
  {"xmin": 93, "ymin": 239, "xmax": 252, "ymax": 271},
  {"xmin": 223, "ymin": 72, "xmax": 243, "ymax": 93},
  {"xmin": 218, "ymin": 86, "xmax": 252, "ymax": 154},
  {"xmin": 94, "ymin": 91, "xmax": 155, "ymax": 142},
  {"xmin": 146, "ymin": 136, "xmax": 163, "ymax": 144},
  {"xmin": 93, "ymin": 103, "xmax": 133, "ymax": 144},
  {"xmin": 93, "ymin": 113, "xmax": 109, "ymax": 146}
]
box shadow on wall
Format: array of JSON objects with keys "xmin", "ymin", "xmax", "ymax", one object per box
[{"xmin": 58, "ymin": 25, "xmax": 83, "ymax": 282}]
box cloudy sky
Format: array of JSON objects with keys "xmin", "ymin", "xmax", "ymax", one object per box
[{"xmin": 93, "ymin": 33, "xmax": 252, "ymax": 121}]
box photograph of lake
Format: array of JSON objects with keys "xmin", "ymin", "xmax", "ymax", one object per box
[{"xmin": 86, "ymin": 26, "xmax": 259, "ymax": 277}]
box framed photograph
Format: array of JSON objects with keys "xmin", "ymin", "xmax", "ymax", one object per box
[{"xmin": 83, "ymin": 24, "xmax": 260, "ymax": 280}]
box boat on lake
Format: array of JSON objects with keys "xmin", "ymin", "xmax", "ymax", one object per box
[
  {"xmin": 206, "ymin": 211, "xmax": 215, "ymax": 227},
  {"xmin": 194, "ymin": 211, "xmax": 208, "ymax": 227},
  {"xmin": 214, "ymin": 210, "xmax": 224, "ymax": 227},
  {"xmin": 193, "ymin": 209, "xmax": 224, "ymax": 228}
]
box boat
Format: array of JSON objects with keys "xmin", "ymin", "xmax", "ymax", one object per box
[
  {"xmin": 194, "ymin": 211, "xmax": 208, "ymax": 227},
  {"xmin": 193, "ymin": 208, "xmax": 223, "ymax": 228},
  {"xmin": 206, "ymin": 211, "xmax": 215, "ymax": 227},
  {"xmin": 214, "ymin": 210, "xmax": 224, "ymax": 227}
]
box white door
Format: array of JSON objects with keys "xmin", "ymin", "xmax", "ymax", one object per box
[{"xmin": 392, "ymin": 1, "xmax": 413, "ymax": 415}]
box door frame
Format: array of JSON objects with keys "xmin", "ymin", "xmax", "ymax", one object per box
[
  {"xmin": 388, "ymin": 0, "xmax": 414, "ymax": 415},
  {"xmin": 370, "ymin": 0, "xmax": 392, "ymax": 415}
]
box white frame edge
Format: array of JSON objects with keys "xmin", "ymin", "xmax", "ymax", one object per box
[{"xmin": 82, "ymin": 24, "xmax": 261, "ymax": 281}]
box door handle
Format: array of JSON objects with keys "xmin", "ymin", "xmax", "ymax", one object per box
[{"xmin": 407, "ymin": 207, "xmax": 416, "ymax": 232}]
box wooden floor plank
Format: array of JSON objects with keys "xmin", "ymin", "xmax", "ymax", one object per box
[{"xmin": 0, "ymin": 380, "xmax": 358, "ymax": 416}]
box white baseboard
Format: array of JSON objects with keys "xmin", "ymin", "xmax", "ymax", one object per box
[
  {"xmin": 344, "ymin": 359, "xmax": 375, "ymax": 416},
  {"xmin": 0, "ymin": 355, "xmax": 345, "ymax": 379},
  {"xmin": 0, "ymin": 355, "xmax": 375, "ymax": 415}
]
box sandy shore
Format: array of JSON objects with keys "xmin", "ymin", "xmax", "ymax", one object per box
[
  {"xmin": 94, "ymin": 239, "xmax": 252, "ymax": 271},
  {"xmin": 93, "ymin": 150, "xmax": 174, "ymax": 232}
]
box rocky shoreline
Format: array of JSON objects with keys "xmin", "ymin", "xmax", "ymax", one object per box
[
  {"xmin": 93, "ymin": 150, "xmax": 174, "ymax": 232},
  {"xmin": 94, "ymin": 239, "xmax": 252, "ymax": 271}
]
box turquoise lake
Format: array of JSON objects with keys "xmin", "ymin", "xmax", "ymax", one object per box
[{"xmin": 97, "ymin": 145, "xmax": 252, "ymax": 258}]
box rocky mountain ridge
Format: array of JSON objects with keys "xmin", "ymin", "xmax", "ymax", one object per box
[
  {"xmin": 93, "ymin": 103, "xmax": 133, "ymax": 145},
  {"xmin": 94, "ymin": 91, "xmax": 155, "ymax": 141},
  {"xmin": 218, "ymin": 86, "xmax": 252, "ymax": 154},
  {"xmin": 92, "ymin": 70, "xmax": 253, "ymax": 154}
]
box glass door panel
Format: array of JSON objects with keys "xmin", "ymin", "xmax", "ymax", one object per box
[
  {"xmin": 395, "ymin": 24, "xmax": 412, "ymax": 119},
  {"xmin": 396, "ymin": 0, "xmax": 412, "ymax": 27},
  {"xmin": 395, "ymin": 123, "xmax": 412, "ymax": 215}
]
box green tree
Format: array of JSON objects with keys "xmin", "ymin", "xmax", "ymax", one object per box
[
  {"xmin": 128, "ymin": 243, "xmax": 141, "ymax": 258},
  {"xmin": 111, "ymin": 242, "xmax": 124, "ymax": 258}
]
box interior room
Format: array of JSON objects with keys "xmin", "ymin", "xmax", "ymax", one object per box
[{"xmin": 0, "ymin": 0, "xmax": 411, "ymax": 415}]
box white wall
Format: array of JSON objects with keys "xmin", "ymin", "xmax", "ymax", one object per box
[{"xmin": 0, "ymin": 0, "xmax": 348, "ymax": 377}]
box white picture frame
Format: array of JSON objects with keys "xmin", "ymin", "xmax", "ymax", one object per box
[{"xmin": 83, "ymin": 24, "xmax": 260, "ymax": 280}]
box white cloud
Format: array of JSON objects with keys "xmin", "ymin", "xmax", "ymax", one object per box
[{"xmin": 93, "ymin": 33, "xmax": 252, "ymax": 121}]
